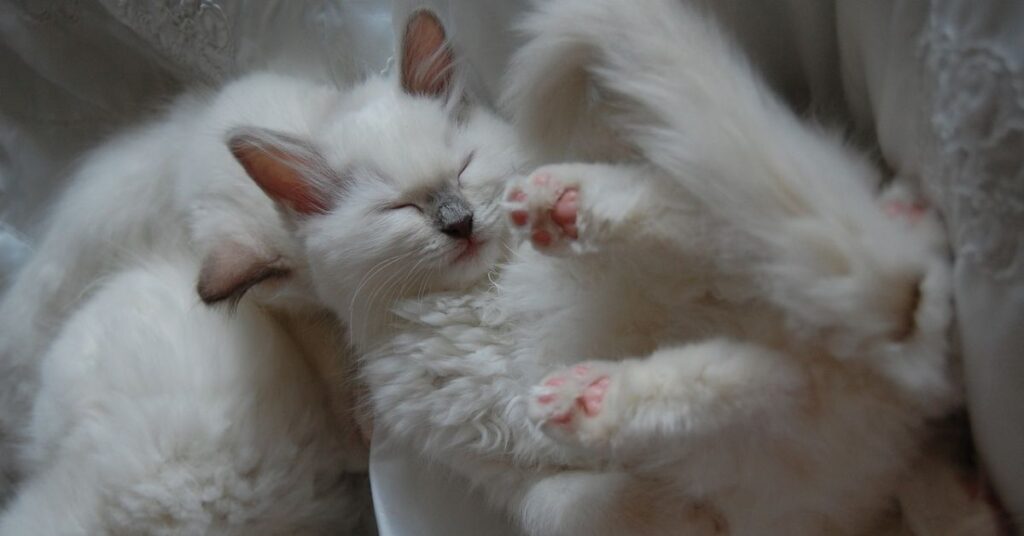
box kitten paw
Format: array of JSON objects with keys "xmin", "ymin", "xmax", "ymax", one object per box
[
  {"xmin": 883, "ymin": 200, "xmax": 928, "ymax": 224},
  {"xmin": 879, "ymin": 181, "xmax": 931, "ymax": 225},
  {"xmin": 506, "ymin": 169, "xmax": 581, "ymax": 252},
  {"xmin": 878, "ymin": 180, "xmax": 946, "ymax": 251},
  {"xmin": 529, "ymin": 362, "xmax": 620, "ymax": 448}
]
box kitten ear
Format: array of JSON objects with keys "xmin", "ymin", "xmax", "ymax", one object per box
[
  {"xmin": 197, "ymin": 241, "xmax": 290, "ymax": 305},
  {"xmin": 227, "ymin": 127, "xmax": 336, "ymax": 215},
  {"xmin": 400, "ymin": 10, "xmax": 455, "ymax": 98}
]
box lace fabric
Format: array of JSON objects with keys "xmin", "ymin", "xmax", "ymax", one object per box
[
  {"xmin": 0, "ymin": 0, "xmax": 392, "ymax": 233},
  {"xmin": 922, "ymin": 1, "xmax": 1024, "ymax": 281},
  {"xmin": 100, "ymin": 0, "xmax": 234, "ymax": 82}
]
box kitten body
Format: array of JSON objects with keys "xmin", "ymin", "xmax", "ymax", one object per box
[
  {"xmin": 236, "ymin": 2, "xmax": 963, "ymax": 535},
  {"xmin": 0, "ymin": 255, "xmax": 372, "ymax": 534},
  {"xmin": 0, "ymin": 70, "xmax": 445, "ymax": 524}
]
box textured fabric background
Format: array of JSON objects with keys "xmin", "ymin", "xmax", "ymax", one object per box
[{"xmin": 2, "ymin": 0, "xmax": 1020, "ymax": 531}]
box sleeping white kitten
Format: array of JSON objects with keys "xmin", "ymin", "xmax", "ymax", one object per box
[
  {"xmin": 0, "ymin": 72, "xmax": 345, "ymax": 502},
  {"xmin": 225, "ymin": 2, "xmax": 968, "ymax": 535},
  {"xmin": 0, "ymin": 254, "xmax": 373, "ymax": 534},
  {"xmin": 0, "ymin": 78, "xmax": 380, "ymax": 531},
  {"xmin": 0, "ymin": 10, "xmax": 498, "ymax": 529}
]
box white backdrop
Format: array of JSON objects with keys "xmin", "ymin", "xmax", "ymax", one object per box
[{"xmin": 1, "ymin": 0, "xmax": 1020, "ymax": 531}]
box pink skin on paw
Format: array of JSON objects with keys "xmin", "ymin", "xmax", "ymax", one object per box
[
  {"xmin": 544, "ymin": 376, "xmax": 566, "ymax": 387},
  {"xmin": 537, "ymin": 371, "xmax": 611, "ymax": 428},
  {"xmin": 884, "ymin": 201, "xmax": 927, "ymax": 222},
  {"xmin": 579, "ymin": 377, "xmax": 610, "ymax": 416},
  {"xmin": 510, "ymin": 210, "xmax": 529, "ymax": 226},
  {"xmin": 552, "ymin": 189, "xmax": 579, "ymax": 238},
  {"xmin": 550, "ymin": 411, "xmax": 573, "ymax": 425},
  {"xmin": 532, "ymin": 228, "xmax": 552, "ymax": 247},
  {"xmin": 507, "ymin": 188, "xmax": 526, "ymax": 202},
  {"xmin": 532, "ymin": 173, "xmax": 551, "ymax": 186},
  {"xmin": 536, "ymin": 393, "xmax": 557, "ymax": 405}
]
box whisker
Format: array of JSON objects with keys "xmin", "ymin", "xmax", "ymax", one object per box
[
  {"xmin": 349, "ymin": 252, "xmax": 414, "ymax": 341},
  {"xmin": 362, "ymin": 254, "xmax": 422, "ymax": 343}
]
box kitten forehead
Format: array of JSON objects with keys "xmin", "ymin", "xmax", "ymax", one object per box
[{"xmin": 317, "ymin": 88, "xmax": 466, "ymax": 189}]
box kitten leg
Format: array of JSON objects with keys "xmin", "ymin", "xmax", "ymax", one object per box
[
  {"xmin": 509, "ymin": 163, "xmax": 957, "ymax": 407},
  {"xmin": 507, "ymin": 0, "xmax": 953, "ymax": 400},
  {"xmin": 758, "ymin": 178, "xmax": 955, "ymax": 408},
  {"xmin": 528, "ymin": 339, "xmax": 807, "ymax": 461}
]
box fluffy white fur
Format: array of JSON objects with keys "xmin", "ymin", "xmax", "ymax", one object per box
[
  {"xmin": 0, "ymin": 256, "xmax": 372, "ymax": 534},
  {"xmin": 0, "ymin": 40, "xmax": 474, "ymax": 533},
  {"xmin": 0, "ymin": 72, "xmax": 379, "ymax": 525},
  {"xmin": 0, "ymin": 9, "xmax": 519, "ymax": 529},
  {"xmin": 0, "ymin": 2, "xmax": 987, "ymax": 534},
  {"xmin": 239, "ymin": 2, "xmax": 974, "ymax": 534},
  {"xmin": 0, "ymin": 73, "xmax": 344, "ymax": 499}
]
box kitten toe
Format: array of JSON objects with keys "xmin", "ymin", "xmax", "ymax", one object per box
[
  {"xmin": 551, "ymin": 188, "xmax": 579, "ymax": 238},
  {"xmin": 883, "ymin": 200, "xmax": 928, "ymax": 223},
  {"xmin": 877, "ymin": 181, "xmax": 945, "ymax": 247}
]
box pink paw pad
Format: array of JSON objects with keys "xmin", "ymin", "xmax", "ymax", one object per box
[
  {"xmin": 552, "ymin": 189, "xmax": 579, "ymax": 238},
  {"xmin": 529, "ymin": 362, "xmax": 621, "ymax": 447},
  {"xmin": 507, "ymin": 170, "xmax": 583, "ymax": 250},
  {"xmin": 578, "ymin": 377, "xmax": 610, "ymax": 416},
  {"xmin": 532, "ymin": 228, "xmax": 552, "ymax": 247},
  {"xmin": 536, "ymin": 393, "xmax": 557, "ymax": 405},
  {"xmin": 549, "ymin": 411, "xmax": 573, "ymax": 425},
  {"xmin": 884, "ymin": 200, "xmax": 927, "ymax": 222},
  {"xmin": 507, "ymin": 188, "xmax": 529, "ymax": 226},
  {"xmin": 540, "ymin": 375, "xmax": 611, "ymax": 428},
  {"xmin": 510, "ymin": 210, "xmax": 529, "ymax": 226},
  {"xmin": 544, "ymin": 376, "xmax": 566, "ymax": 388}
]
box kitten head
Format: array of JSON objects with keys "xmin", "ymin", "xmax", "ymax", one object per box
[{"xmin": 204, "ymin": 10, "xmax": 520, "ymax": 335}]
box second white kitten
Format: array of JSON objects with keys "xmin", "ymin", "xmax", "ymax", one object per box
[{"xmin": 0, "ymin": 254, "xmax": 373, "ymax": 534}]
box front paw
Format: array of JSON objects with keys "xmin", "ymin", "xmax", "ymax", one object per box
[
  {"xmin": 528, "ymin": 362, "xmax": 621, "ymax": 449},
  {"xmin": 506, "ymin": 168, "xmax": 581, "ymax": 253}
]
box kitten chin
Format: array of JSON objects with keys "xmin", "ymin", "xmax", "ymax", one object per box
[{"xmin": 438, "ymin": 237, "xmax": 504, "ymax": 290}]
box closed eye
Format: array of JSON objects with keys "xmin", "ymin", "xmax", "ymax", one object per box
[
  {"xmin": 388, "ymin": 203, "xmax": 422, "ymax": 213},
  {"xmin": 457, "ymin": 151, "xmax": 475, "ymax": 186}
]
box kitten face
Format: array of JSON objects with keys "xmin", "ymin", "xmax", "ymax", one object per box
[
  {"xmin": 217, "ymin": 9, "xmax": 522, "ymax": 328},
  {"xmin": 301, "ymin": 88, "xmax": 517, "ymax": 315}
]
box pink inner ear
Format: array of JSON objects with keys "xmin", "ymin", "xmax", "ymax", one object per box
[
  {"xmin": 229, "ymin": 137, "xmax": 329, "ymax": 215},
  {"xmin": 401, "ymin": 10, "xmax": 454, "ymax": 97}
]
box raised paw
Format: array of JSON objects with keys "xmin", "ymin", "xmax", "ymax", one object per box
[
  {"xmin": 879, "ymin": 181, "xmax": 931, "ymax": 225},
  {"xmin": 528, "ymin": 362, "xmax": 621, "ymax": 449},
  {"xmin": 506, "ymin": 169, "xmax": 581, "ymax": 252},
  {"xmin": 883, "ymin": 200, "xmax": 928, "ymax": 224},
  {"xmin": 878, "ymin": 180, "xmax": 946, "ymax": 252}
]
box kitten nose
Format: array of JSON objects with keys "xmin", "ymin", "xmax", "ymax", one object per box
[{"xmin": 441, "ymin": 213, "xmax": 474, "ymax": 239}]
